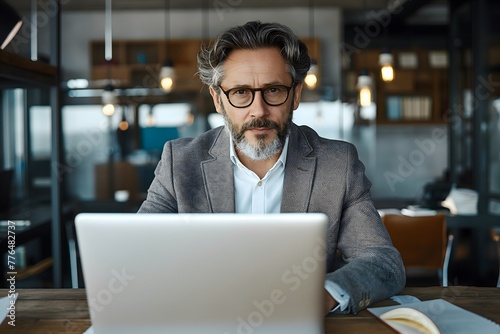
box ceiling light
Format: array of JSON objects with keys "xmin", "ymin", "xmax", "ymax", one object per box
[
  {"xmin": 159, "ymin": 0, "xmax": 175, "ymax": 92},
  {"xmin": 305, "ymin": 0, "xmax": 319, "ymax": 90},
  {"xmin": 101, "ymin": 0, "xmax": 119, "ymax": 117},
  {"xmin": 160, "ymin": 60, "xmax": 175, "ymax": 93},
  {"xmin": 102, "ymin": 84, "xmax": 117, "ymax": 116},
  {"xmin": 379, "ymin": 51, "xmax": 395, "ymax": 82},
  {"xmin": 357, "ymin": 70, "xmax": 372, "ymax": 107},
  {"xmin": 118, "ymin": 110, "xmax": 129, "ymax": 131},
  {"xmin": 146, "ymin": 108, "xmax": 155, "ymax": 127},
  {"xmin": 305, "ymin": 61, "xmax": 318, "ymax": 89}
]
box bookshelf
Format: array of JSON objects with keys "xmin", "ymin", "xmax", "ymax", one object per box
[
  {"xmin": 89, "ymin": 39, "xmax": 204, "ymax": 92},
  {"xmin": 344, "ymin": 48, "xmax": 449, "ymax": 124}
]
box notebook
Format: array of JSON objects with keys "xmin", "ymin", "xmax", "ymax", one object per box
[
  {"xmin": 368, "ymin": 298, "xmax": 500, "ymax": 334},
  {"xmin": 75, "ymin": 213, "xmax": 328, "ymax": 334}
]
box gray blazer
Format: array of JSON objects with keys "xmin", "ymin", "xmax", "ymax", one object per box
[{"xmin": 138, "ymin": 123, "xmax": 406, "ymax": 313}]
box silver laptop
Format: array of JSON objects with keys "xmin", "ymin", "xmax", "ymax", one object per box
[{"xmin": 75, "ymin": 213, "xmax": 327, "ymax": 334}]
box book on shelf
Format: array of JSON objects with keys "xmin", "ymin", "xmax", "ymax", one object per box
[
  {"xmin": 386, "ymin": 96, "xmax": 432, "ymax": 121},
  {"xmin": 368, "ymin": 299, "xmax": 500, "ymax": 334}
]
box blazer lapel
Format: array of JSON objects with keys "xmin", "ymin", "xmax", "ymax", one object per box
[
  {"xmin": 202, "ymin": 128, "xmax": 235, "ymax": 213},
  {"xmin": 281, "ymin": 124, "xmax": 316, "ymax": 213}
]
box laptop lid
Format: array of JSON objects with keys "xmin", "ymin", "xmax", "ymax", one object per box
[{"xmin": 75, "ymin": 213, "xmax": 327, "ymax": 334}]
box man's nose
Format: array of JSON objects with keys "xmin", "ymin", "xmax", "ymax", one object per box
[{"xmin": 249, "ymin": 91, "xmax": 269, "ymax": 117}]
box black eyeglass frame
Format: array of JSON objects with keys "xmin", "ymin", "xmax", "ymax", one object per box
[{"xmin": 218, "ymin": 83, "xmax": 298, "ymax": 108}]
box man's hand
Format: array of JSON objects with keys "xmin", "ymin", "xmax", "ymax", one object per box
[{"xmin": 325, "ymin": 289, "xmax": 338, "ymax": 315}]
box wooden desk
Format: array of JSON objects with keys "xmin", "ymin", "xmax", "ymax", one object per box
[{"xmin": 0, "ymin": 286, "xmax": 499, "ymax": 333}]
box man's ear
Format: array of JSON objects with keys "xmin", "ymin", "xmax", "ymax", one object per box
[
  {"xmin": 209, "ymin": 86, "xmax": 222, "ymax": 114},
  {"xmin": 292, "ymin": 82, "xmax": 303, "ymax": 110}
]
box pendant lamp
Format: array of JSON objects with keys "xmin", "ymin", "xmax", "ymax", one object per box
[
  {"xmin": 101, "ymin": 0, "xmax": 117, "ymax": 116},
  {"xmin": 159, "ymin": 0, "xmax": 175, "ymax": 92},
  {"xmin": 357, "ymin": 70, "xmax": 372, "ymax": 107},
  {"xmin": 304, "ymin": 0, "xmax": 318, "ymax": 90},
  {"xmin": 379, "ymin": 49, "xmax": 395, "ymax": 82},
  {"xmin": 305, "ymin": 60, "xmax": 318, "ymax": 89},
  {"xmin": 102, "ymin": 83, "xmax": 117, "ymax": 116}
]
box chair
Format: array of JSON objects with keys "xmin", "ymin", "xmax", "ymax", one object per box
[{"xmin": 381, "ymin": 213, "xmax": 454, "ymax": 287}]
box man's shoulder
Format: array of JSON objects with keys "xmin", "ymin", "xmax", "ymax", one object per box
[
  {"xmin": 170, "ymin": 126, "xmax": 224, "ymax": 149},
  {"xmin": 164, "ymin": 126, "xmax": 227, "ymax": 162},
  {"xmin": 295, "ymin": 124, "xmax": 355, "ymax": 152}
]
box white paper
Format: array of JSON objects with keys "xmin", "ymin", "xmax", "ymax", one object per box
[
  {"xmin": 83, "ymin": 326, "xmax": 94, "ymax": 334},
  {"xmin": 390, "ymin": 294, "xmax": 421, "ymax": 305},
  {"xmin": 0, "ymin": 293, "xmax": 18, "ymax": 325}
]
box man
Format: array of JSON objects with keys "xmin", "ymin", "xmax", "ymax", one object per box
[{"xmin": 138, "ymin": 21, "xmax": 405, "ymax": 314}]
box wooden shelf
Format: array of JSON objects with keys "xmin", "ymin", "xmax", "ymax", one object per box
[
  {"xmin": 345, "ymin": 48, "xmax": 449, "ymax": 124},
  {"xmin": 89, "ymin": 37, "xmax": 321, "ymax": 93},
  {"xmin": 90, "ymin": 39, "xmax": 206, "ymax": 92},
  {"xmin": 0, "ymin": 49, "xmax": 57, "ymax": 88},
  {"xmin": 90, "ymin": 39, "xmax": 202, "ymax": 92}
]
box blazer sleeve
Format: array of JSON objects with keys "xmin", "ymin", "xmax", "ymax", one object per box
[
  {"xmin": 326, "ymin": 144, "xmax": 406, "ymax": 314},
  {"xmin": 137, "ymin": 141, "xmax": 178, "ymax": 213}
]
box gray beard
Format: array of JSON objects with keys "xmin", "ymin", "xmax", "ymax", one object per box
[
  {"xmin": 221, "ymin": 108, "xmax": 292, "ymax": 161},
  {"xmin": 231, "ymin": 130, "xmax": 283, "ymax": 161}
]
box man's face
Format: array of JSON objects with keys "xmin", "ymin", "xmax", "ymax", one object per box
[{"xmin": 209, "ymin": 47, "xmax": 303, "ymax": 160}]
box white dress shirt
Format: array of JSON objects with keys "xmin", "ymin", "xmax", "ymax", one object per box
[
  {"xmin": 229, "ymin": 136, "xmax": 288, "ymax": 214},
  {"xmin": 228, "ymin": 135, "xmax": 350, "ymax": 312}
]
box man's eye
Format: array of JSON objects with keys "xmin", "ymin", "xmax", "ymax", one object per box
[
  {"xmin": 232, "ymin": 89, "xmax": 250, "ymax": 95},
  {"xmin": 266, "ymin": 86, "xmax": 284, "ymax": 94}
]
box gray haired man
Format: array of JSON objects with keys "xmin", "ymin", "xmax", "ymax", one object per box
[{"xmin": 139, "ymin": 21, "xmax": 405, "ymax": 315}]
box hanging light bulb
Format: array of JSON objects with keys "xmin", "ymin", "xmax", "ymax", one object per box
[
  {"xmin": 315, "ymin": 106, "xmax": 324, "ymax": 125},
  {"xmin": 101, "ymin": 0, "xmax": 117, "ymax": 117},
  {"xmin": 146, "ymin": 108, "xmax": 155, "ymax": 127},
  {"xmin": 102, "ymin": 84, "xmax": 117, "ymax": 116},
  {"xmin": 305, "ymin": 60, "xmax": 318, "ymax": 89},
  {"xmin": 304, "ymin": 0, "xmax": 319, "ymax": 90},
  {"xmin": 379, "ymin": 50, "xmax": 395, "ymax": 82},
  {"xmin": 186, "ymin": 112, "xmax": 195, "ymax": 126},
  {"xmin": 357, "ymin": 71, "xmax": 372, "ymax": 107},
  {"xmin": 159, "ymin": 60, "xmax": 175, "ymax": 92},
  {"xmin": 118, "ymin": 109, "xmax": 129, "ymax": 131},
  {"xmin": 159, "ymin": 0, "xmax": 175, "ymax": 92},
  {"xmin": 359, "ymin": 87, "xmax": 372, "ymax": 107}
]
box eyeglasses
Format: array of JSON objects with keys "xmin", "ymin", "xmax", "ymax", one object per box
[{"xmin": 218, "ymin": 84, "xmax": 295, "ymax": 108}]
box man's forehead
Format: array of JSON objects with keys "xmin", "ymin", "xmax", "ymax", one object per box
[
  {"xmin": 221, "ymin": 48, "xmax": 290, "ymax": 82},
  {"xmin": 225, "ymin": 47, "xmax": 286, "ymax": 64}
]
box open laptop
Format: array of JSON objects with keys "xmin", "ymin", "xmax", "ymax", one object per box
[{"xmin": 75, "ymin": 213, "xmax": 328, "ymax": 334}]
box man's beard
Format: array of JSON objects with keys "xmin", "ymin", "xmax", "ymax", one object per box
[{"xmin": 221, "ymin": 104, "xmax": 293, "ymax": 161}]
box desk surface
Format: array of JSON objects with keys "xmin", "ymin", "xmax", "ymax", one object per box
[{"xmin": 0, "ymin": 286, "xmax": 499, "ymax": 333}]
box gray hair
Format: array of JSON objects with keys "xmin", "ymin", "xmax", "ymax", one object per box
[{"xmin": 197, "ymin": 21, "xmax": 311, "ymax": 91}]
